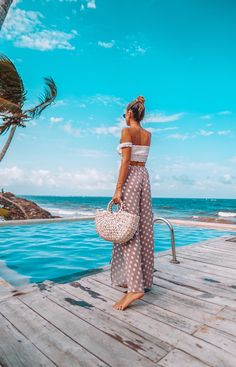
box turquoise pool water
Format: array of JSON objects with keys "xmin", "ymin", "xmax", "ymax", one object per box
[{"xmin": 0, "ymin": 220, "xmax": 235, "ymax": 284}]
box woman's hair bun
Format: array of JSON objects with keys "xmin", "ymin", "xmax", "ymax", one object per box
[{"xmin": 136, "ymin": 95, "xmax": 145, "ymax": 104}]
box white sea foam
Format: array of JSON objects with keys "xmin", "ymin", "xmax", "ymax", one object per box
[
  {"xmin": 218, "ymin": 211, "xmax": 236, "ymax": 218},
  {"xmin": 42, "ymin": 206, "xmax": 95, "ymax": 218}
]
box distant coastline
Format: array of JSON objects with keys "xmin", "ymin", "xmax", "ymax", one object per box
[{"xmin": 1, "ymin": 194, "xmax": 235, "ymax": 227}]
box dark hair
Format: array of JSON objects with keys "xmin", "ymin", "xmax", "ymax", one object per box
[{"xmin": 126, "ymin": 95, "xmax": 145, "ymax": 122}]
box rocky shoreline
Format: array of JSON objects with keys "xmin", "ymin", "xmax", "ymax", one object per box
[{"xmin": 0, "ymin": 192, "xmax": 62, "ymax": 221}]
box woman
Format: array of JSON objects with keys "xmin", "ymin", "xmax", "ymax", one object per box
[{"xmin": 111, "ymin": 95, "xmax": 154, "ymax": 311}]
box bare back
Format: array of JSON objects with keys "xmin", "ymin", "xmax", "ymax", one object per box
[{"xmin": 128, "ymin": 127, "xmax": 151, "ymax": 146}]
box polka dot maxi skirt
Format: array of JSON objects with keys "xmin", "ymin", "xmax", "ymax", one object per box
[{"xmin": 111, "ymin": 165, "xmax": 155, "ymax": 293}]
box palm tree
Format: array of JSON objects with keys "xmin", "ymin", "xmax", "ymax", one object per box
[
  {"xmin": 0, "ymin": 0, "xmax": 13, "ymax": 30},
  {"xmin": 0, "ymin": 54, "xmax": 57, "ymax": 162}
]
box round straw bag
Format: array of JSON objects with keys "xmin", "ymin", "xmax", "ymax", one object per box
[{"xmin": 95, "ymin": 199, "xmax": 140, "ymax": 244}]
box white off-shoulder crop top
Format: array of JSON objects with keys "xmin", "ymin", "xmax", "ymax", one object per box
[{"xmin": 117, "ymin": 142, "xmax": 150, "ymax": 162}]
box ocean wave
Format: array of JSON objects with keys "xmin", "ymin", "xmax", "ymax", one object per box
[
  {"xmin": 42, "ymin": 206, "xmax": 96, "ymax": 217},
  {"xmin": 218, "ymin": 211, "xmax": 236, "ymax": 218}
]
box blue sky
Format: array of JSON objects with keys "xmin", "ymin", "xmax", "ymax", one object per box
[{"xmin": 0, "ymin": 0, "xmax": 235, "ymax": 198}]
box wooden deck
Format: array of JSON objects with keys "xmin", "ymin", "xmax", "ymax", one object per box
[{"xmin": 1, "ymin": 234, "xmax": 236, "ymax": 367}]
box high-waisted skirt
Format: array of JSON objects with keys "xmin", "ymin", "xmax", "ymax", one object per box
[{"xmin": 110, "ymin": 165, "xmax": 155, "ymax": 293}]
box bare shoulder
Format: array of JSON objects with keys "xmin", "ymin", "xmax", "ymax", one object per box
[
  {"xmin": 143, "ymin": 128, "xmax": 151, "ymax": 136},
  {"xmin": 120, "ymin": 127, "xmax": 132, "ymax": 142},
  {"xmin": 142, "ymin": 128, "xmax": 152, "ymax": 144}
]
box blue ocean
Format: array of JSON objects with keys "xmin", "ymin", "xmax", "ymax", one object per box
[{"xmin": 23, "ymin": 195, "xmax": 236, "ymax": 223}]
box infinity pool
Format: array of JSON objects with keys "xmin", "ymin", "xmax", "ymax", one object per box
[{"xmin": 0, "ymin": 220, "xmax": 235, "ymax": 285}]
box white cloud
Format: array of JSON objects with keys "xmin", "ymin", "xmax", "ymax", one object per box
[
  {"xmin": 144, "ymin": 112, "xmax": 185, "ymax": 123},
  {"xmin": 201, "ymin": 114, "xmax": 212, "ymax": 120},
  {"xmin": 98, "ymin": 40, "xmax": 115, "ymax": 49},
  {"xmin": 200, "ymin": 110, "xmax": 232, "ymax": 119},
  {"xmin": 67, "ymin": 148, "xmax": 110, "ymax": 158},
  {"xmin": 0, "ymin": 166, "xmax": 114, "ymax": 191},
  {"xmin": 52, "ymin": 100, "xmax": 68, "ymax": 108},
  {"xmin": 1, "ymin": 3, "xmax": 77, "ymax": 51},
  {"xmin": 62, "ymin": 122, "xmax": 82, "ymax": 137},
  {"xmin": 82, "ymin": 94, "xmax": 124, "ymax": 107},
  {"xmin": 50, "ymin": 117, "xmax": 64, "ymax": 123},
  {"xmin": 15, "ymin": 29, "xmax": 77, "ymax": 51},
  {"xmin": 220, "ymin": 174, "xmax": 235, "ymax": 185},
  {"xmin": 0, "ymin": 166, "xmax": 24, "ymax": 185},
  {"xmin": 198, "ymin": 129, "xmax": 214, "ymax": 136},
  {"xmin": 172, "ymin": 174, "xmax": 195, "ymax": 185},
  {"xmin": 90, "ymin": 125, "xmax": 121, "ymax": 137},
  {"xmin": 122, "ymin": 41, "xmax": 147, "ymax": 56},
  {"xmin": 147, "ymin": 127, "xmax": 178, "ymax": 133},
  {"xmin": 217, "ymin": 110, "xmax": 232, "ymax": 115},
  {"xmin": 217, "ymin": 130, "xmax": 231, "ymax": 136},
  {"xmin": 97, "ymin": 38, "xmax": 148, "ymax": 56},
  {"xmin": 153, "ymin": 174, "xmax": 161, "ymax": 186},
  {"xmin": 198, "ymin": 129, "xmax": 232, "ymax": 137},
  {"xmin": 167, "ymin": 133, "xmax": 191, "ymax": 140}
]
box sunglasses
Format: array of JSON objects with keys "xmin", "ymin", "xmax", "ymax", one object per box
[{"xmin": 122, "ymin": 113, "xmax": 126, "ymax": 118}]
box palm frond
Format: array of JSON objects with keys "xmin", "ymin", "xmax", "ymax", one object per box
[
  {"xmin": 25, "ymin": 77, "xmax": 57, "ymax": 119},
  {"xmin": 0, "ymin": 53, "xmax": 27, "ymax": 109},
  {"xmin": 0, "ymin": 116, "xmax": 26, "ymax": 136},
  {"xmin": 0, "ymin": 97, "xmax": 21, "ymax": 115}
]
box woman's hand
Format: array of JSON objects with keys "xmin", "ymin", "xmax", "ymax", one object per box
[{"xmin": 112, "ymin": 188, "xmax": 122, "ymax": 205}]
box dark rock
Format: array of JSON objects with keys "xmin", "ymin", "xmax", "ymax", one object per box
[{"xmin": 0, "ymin": 192, "xmax": 62, "ymax": 220}]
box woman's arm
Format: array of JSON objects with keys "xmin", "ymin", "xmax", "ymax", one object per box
[{"xmin": 112, "ymin": 128, "xmax": 132, "ymax": 204}]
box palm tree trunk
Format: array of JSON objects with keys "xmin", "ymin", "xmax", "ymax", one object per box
[
  {"xmin": 0, "ymin": 124, "xmax": 16, "ymax": 162},
  {"xmin": 0, "ymin": 0, "xmax": 13, "ymax": 30}
]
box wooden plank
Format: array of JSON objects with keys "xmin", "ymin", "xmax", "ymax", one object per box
[
  {"xmin": 205, "ymin": 313, "xmax": 236, "ymax": 337},
  {"xmin": 153, "ymin": 263, "xmax": 236, "ymax": 298},
  {"xmin": 0, "ymin": 313, "xmax": 56, "ymax": 367},
  {"xmin": 156, "ymin": 255, "xmax": 236, "ymax": 280},
  {"xmin": 153, "ymin": 273, "xmax": 236, "ymax": 309},
  {"xmin": 175, "ymin": 242, "xmax": 236, "ymax": 261},
  {"xmin": 90, "ymin": 266, "xmax": 236, "ymax": 311},
  {"xmin": 157, "ymin": 349, "xmax": 210, "ymax": 367},
  {"xmin": 18, "ymin": 291, "xmax": 158, "ymax": 367},
  {"xmin": 95, "ymin": 260, "xmax": 236, "ymax": 311},
  {"xmin": 177, "ymin": 246, "xmax": 236, "ymax": 264},
  {"xmin": 217, "ymin": 306, "xmax": 236, "ymax": 322},
  {"xmin": 63, "ymin": 276, "xmax": 202, "ymax": 334},
  {"xmin": 0, "ymin": 278, "xmax": 13, "ymax": 289},
  {"xmin": 56, "ymin": 278, "xmax": 236, "ymax": 367},
  {"xmin": 45, "ymin": 284, "xmax": 170, "ymax": 363},
  {"xmin": 87, "ymin": 273, "xmax": 224, "ymax": 323},
  {"xmin": 95, "ymin": 263, "xmax": 235, "ymax": 299},
  {"xmin": 0, "ymin": 297, "xmax": 109, "ymax": 367},
  {"xmin": 196, "ymin": 242, "xmax": 236, "ymax": 253},
  {"xmin": 194, "ymin": 324, "xmax": 236, "ymax": 356},
  {"xmin": 155, "ymin": 258, "xmax": 236, "ymax": 286},
  {"xmin": 79, "ymin": 277, "xmax": 236, "ymax": 346},
  {"xmin": 173, "ymin": 252, "xmax": 236, "ymax": 269}
]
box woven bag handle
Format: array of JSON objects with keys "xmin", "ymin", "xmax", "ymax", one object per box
[{"xmin": 107, "ymin": 199, "xmax": 126, "ymax": 213}]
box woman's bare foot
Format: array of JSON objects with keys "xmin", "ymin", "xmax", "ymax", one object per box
[
  {"xmin": 112, "ymin": 291, "xmax": 127, "ymax": 309},
  {"xmin": 114, "ymin": 291, "xmax": 145, "ymax": 311}
]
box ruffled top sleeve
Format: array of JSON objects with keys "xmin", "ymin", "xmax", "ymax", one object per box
[{"xmin": 117, "ymin": 141, "xmax": 133, "ymax": 155}]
